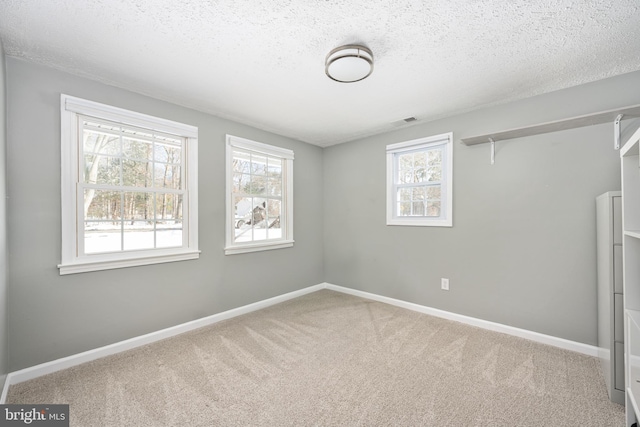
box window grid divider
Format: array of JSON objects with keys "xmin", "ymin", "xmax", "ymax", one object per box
[{"xmin": 60, "ymin": 94, "xmax": 199, "ymax": 274}]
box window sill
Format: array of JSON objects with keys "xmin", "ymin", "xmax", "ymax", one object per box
[
  {"xmin": 224, "ymin": 240, "xmax": 294, "ymax": 255},
  {"xmin": 387, "ymin": 218, "xmax": 453, "ymax": 227},
  {"xmin": 58, "ymin": 250, "xmax": 201, "ymax": 275}
]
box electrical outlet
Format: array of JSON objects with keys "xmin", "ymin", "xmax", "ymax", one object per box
[{"xmin": 441, "ymin": 278, "xmax": 450, "ymax": 291}]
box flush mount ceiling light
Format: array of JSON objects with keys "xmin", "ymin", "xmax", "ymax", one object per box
[{"xmin": 325, "ymin": 45, "xmax": 374, "ymax": 83}]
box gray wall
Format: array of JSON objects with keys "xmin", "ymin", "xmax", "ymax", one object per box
[
  {"xmin": 324, "ymin": 70, "xmax": 640, "ymax": 345},
  {"xmin": 5, "ymin": 57, "xmax": 324, "ymax": 371},
  {"xmin": 0, "ymin": 44, "xmax": 8, "ymax": 389},
  {"xmin": 5, "ymin": 54, "xmax": 640, "ymax": 372}
]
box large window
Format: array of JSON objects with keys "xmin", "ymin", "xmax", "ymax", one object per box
[
  {"xmin": 59, "ymin": 95, "xmax": 199, "ymax": 274},
  {"xmin": 386, "ymin": 133, "xmax": 453, "ymax": 227},
  {"xmin": 225, "ymin": 135, "xmax": 293, "ymax": 255}
]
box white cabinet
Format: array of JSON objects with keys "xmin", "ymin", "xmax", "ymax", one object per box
[
  {"xmin": 597, "ymin": 191, "xmax": 624, "ymax": 405},
  {"xmin": 627, "ymin": 310, "xmax": 640, "ymax": 424},
  {"xmin": 620, "ymin": 123, "xmax": 640, "ymax": 426}
]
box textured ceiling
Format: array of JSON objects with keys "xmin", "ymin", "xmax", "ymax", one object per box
[{"xmin": 1, "ymin": 1, "xmax": 639, "ymax": 147}]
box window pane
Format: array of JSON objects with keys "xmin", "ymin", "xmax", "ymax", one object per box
[
  {"xmin": 426, "ymin": 186, "xmax": 441, "ymax": 200},
  {"xmin": 427, "ymin": 149, "xmax": 442, "ymax": 166},
  {"xmin": 398, "ymin": 201, "xmax": 411, "ymax": 216},
  {"xmin": 233, "ymin": 152, "xmax": 251, "ymax": 173},
  {"xmin": 123, "ymin": 192, "xmax": 154, "ymax": 221},
  {"xmin": 413, "ymin": 152, "xmax": 427, "ymax": 183},
  {"xmin": 156, "ymin": 193, "xmax": 182, "ymax": 221},
  {"xmin": 247, "ymin": 176, "xmax": 267, "ymax": 195},
  {"xmin": 427, "ymin": 201, "xmax": 441, "ymax": 217},
  {"xmin": 266, "ymin": 199, "xmax": 281, "ymax": 239},
  {"xmin": 84, "ymin": 155, "xmax": 121, "ymax": 185},
  {"xmin": 84, "ymin": 221, "xmax": 122, "ymax": 254},
  {"xmin": 399, "ymin": 188, "xmax": 411, "ymax": 201},
  {"xmin": 232, "ymin": 173, "xmax": 250, "ymax": 194},
  {"xmin": 268, "ymin": 178, "xmax": 282, "ymax": 196},
  {"xmin": 235, "ymin": 229, "xmax": 252, "ymax": 243},
  {"xmin": 122, "ymin": 159, "xmax": 152, "ymax": 187},
  {"xmin": 267, "ymin": 157, "xmax": 283, "ymax": 201},
  {"xmin": 427, "ymin": 166, "xmax": 442, "ymax": 182},
  {"xmin": 232, "ymin": 195, "xmax": 283, "ymax": 243},
  {"xmin": 251, "ymin": 155, "xmax": 267, "ymax": 175},
  {"xmin": 252, "ymin": 200, "xmax": 267, "ymax": 228},
  {"xmin": 234, "ymin": 196, "xmax": 252, "ymax": 226},
  {"xmin": 412, "ymin": 201, "xmax": 425, "ymax": 216},
  {"xmin": 234, "ymin": 196, "xmax": 252, "ymax": 241},
  {"xmin": 83, "ymin": 129, "xmax": 119, "ymax": 156},
  {"xmin": 123, "ymin": 137, "xmax": 152, "ymax": 161},
  {"xmin": 85, "ymin": 190, "xmax": 121, "ymax": 220},
  {"xmin": 412, "ymin": 187, "xmax": 425, "ymax": 201},
  {"xmin": 157, "ymin": 220, "xmax": 182, "ymax": 248},
  {"xmin": 154, "ymin": 142, "xmax": 181, "ymax": 163},
  {"xmin": 123, "ymin": 223, "xmax": 154, "ymax": 251},
  {"xmin": 253, "ymin": 199, "xmax": 269, "ymax": 240},
  {"xmin": 84, "ymin": 188, "xmax": 185, "ymax": 253},
  {"xmin": 398, "ymin": 153, "xmax": 413, "ymax": 184},
  {"xmin": 154, "ymin": 163, "xmax": 181, "ymax": 189},
  {"xmin": 267, "ymin": 158, "xmax": 282, "ymax": 176},
  {"xmin": 268, "ymin": 228, "xmax": 282, "ymax": 239}
]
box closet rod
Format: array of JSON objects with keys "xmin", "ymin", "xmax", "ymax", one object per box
[{"xmin": 461, "ymin": 104, "xmax": 640, "ymax": 146}]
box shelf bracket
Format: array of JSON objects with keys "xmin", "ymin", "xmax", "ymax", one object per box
[
  {"xmin": 489, "ymin": 138, "xmax": 495, "ymax": 165},
  {"xmin": 614, "ymin": 114, "xmax": 623, "ymax": 150}
]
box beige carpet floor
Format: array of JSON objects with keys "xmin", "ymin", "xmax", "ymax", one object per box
[{"xmin": 7, "ymin": 290, "xmax": 624, "ymax": 426}]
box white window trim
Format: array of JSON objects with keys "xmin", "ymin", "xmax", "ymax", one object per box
[
  {"xmin": 225, "ymin": 135, "xmax": 294, "ymax": 255},
  {"xmin": 386, "ymin": 132, "xmax": 453, "ymax": 227},
  {"xmin": 59, "ymin": 94, "xmax": 199, "ymax": 275}
]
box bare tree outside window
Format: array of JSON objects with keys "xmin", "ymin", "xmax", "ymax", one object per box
[{"xmin": 81, "ymin": 120, "xmax": 185, "ymax": 254}]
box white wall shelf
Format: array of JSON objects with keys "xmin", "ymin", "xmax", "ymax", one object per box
[
  {"xmin": 621, "ymin": 120, "xmax": 640, "ymax": 426},
  {"xmin": 625, "ymin": 231, "xmax": 640, "ymax": 240},
  {"xmin": 627, "ymin": 309, "xmax": 640, "ymax": 423},
  {"xmin": 461, "ymin": 104, "xmax": 640, "ymax": 146},
  {"xmin": 621, "ymin": 131, "xmax": 640, "ymax": 156}
]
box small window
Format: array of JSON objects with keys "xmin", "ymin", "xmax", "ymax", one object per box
[
  {"xmin": 225, "ymin": 135, "xmax": 294, "ymax": 255},
  {"xmin": 386, "ymin": 133, "xmax": 453, "ymax": 227},
  {"xmin": 59, "ymin": 95, "xmax": 199, "ymax": 274}
]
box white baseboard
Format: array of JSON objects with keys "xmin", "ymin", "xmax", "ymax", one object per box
[
  {"xmin": 323, "ymin": 283, "xmax": 599, "ymax": 357},
  {"xmin": 0, "ymin": 283, "xmax": 325, "ymax": 402},
  {"xmin": 0, "ymin": 281, "xmax": 598, "ymax": 403}
]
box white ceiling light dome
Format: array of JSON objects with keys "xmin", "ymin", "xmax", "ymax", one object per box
[{"xmin": 325, "ymin": 45, "xmax": 374, "ymax": 83}]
